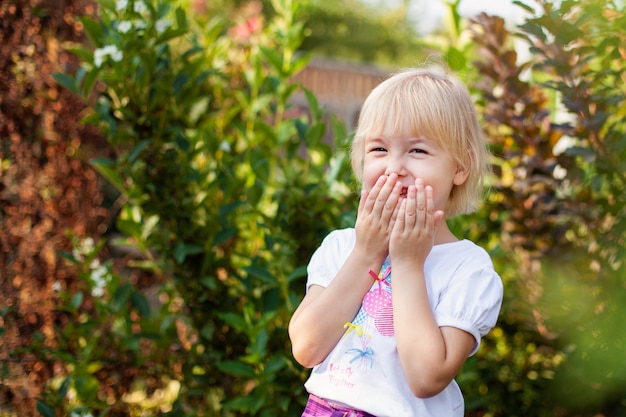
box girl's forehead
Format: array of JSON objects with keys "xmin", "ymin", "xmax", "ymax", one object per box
[
  {"xmin": 369, "ymin": 121, "xmax": 438, "ymax": 143},
  {"xmin": 365, "ymin": 133, "xmax": 434, "ymax": 143}
]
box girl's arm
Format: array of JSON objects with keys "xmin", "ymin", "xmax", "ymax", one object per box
[
  {"xmin": 288, "ymin": 250, "xmax": 382, "ymax": 368},
  {"xmin": 289, "ymin": 174, "xmax": 402, "ymax": 368},
  {"xmin": 392, "ymin": 263, "xmax": 475, "ymax": 397},
  {"xmin": 390, "ymin": 180, "xmax": 475, "ymax": 398}
]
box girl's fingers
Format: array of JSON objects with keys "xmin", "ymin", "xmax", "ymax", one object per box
[
  {"xmin": 425, "ymin": 184, "xmax": 435, "ymax": 215},
  {"xmin": 357, "ymin": 189, "xmax": 368, "ymax": 216},
  {"xmin": 370, "ymin": 174, "xmax": 400, "ymax": 221},
  {"xmin": 394, "ymin": 198, "xmax": 406, "ymax": 232},
  {"xmin": 362, "ymin": 175, "xmax": 387, "ymax": 214},
  {"xmin": 382, "ymin": 180, "xmax": 402, "ymax": 223},
  {"xmin": 415, "ymin": 178, "xmax": 426, "ymax": 227},
  {"xmin": 405, "ymin": 184, "xmax": 417, "ymax": 228}
]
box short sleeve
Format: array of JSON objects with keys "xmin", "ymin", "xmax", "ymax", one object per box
[
  {"xmin": 306, "ymin": 228, "xmax": 356, "ymax": 292},
  {"xmin": 434, "ymin": 265, "xmax": 503, "ymax": 356}
]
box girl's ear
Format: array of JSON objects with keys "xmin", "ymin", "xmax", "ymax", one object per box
[{"xmin": 453, "ymin": 163, "xmax": 470, "ymax": 186}]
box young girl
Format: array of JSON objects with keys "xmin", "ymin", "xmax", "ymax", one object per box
[{"xmin": 288, "ymin": 67, "xmax": 503, "ymax": 417}]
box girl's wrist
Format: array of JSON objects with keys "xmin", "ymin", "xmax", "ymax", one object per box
[
  {"xmin": 351, "ymin": 246, "xmax": 386, "ymax": 274},
  {"xmin": 389, "ymin": 255, "xmax": 425, "ymax": 271}
]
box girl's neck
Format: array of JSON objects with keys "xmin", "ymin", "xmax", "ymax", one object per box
[{"xmin": 434, "ymin": 220, "xmax": 459, "ymax": 245}]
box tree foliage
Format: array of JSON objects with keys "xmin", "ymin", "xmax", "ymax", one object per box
[
  {"xmin": 460, "ymin": 1, "xmax": 626, "ymax": 415},
  {"xmin": 17, "ymin": 0, "xmax": 355, "ymax": 415},
  {"xmin": 0, "ymin": 0, "xmax": 110, "ymax": 414},
  {"xmin": 297, "ymin": 0, "xmax": 425, "ymax": 65}
]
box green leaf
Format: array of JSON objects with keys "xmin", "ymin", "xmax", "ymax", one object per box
[
  {"xmin": 223, "ymin": 392, "xmax": 265, "ymax": 413},
  {"xmin": 252, "ymin": 328, "xmax": 269, "ymax": 358},
  {"xmin": 263, "ymin": 355, "xmax": 286, "ymax": 375},
  {"xmin": 213, "ymin": 227, "xmax": 237, "ymax": 246},
  {"xmin": 173, "ymin": 242, "xmax": 204, "ymax": 264},
  {"xmin": 115, "ymin": 218, "xmax": 143, "ymax": 242},
  {"xmin": 306, "ymin": 122, "xmax": 325, "ymax": 145},
  {"xmin": 156, "ymin": 2, "xmax": 172, "ymax": 18},
  {"xmin": 58, "ymin": 250, "xmax": 79, "ymax": 264},
  {"xmin": 270, "ymin": 0, "xmax": 286, "ymax": 15},
  {"xmin": 112, "ymin": 283, "xmax": 133, "ymax": 311},
  {"xmin": 199, "ymin": 276, "xmax": 217, "ymax": 290},
  {"xmin": 200, "ymin": 323, "xmax": 215, "ymax": 340},
  {"xmin": 290, "ymin": 51, "xmax": 312, "ymax": 76},
  {"xmin": 52, "ymin": 72, "xmax": 80, "ymax": 95},
  {"xmin": 71, "ymin": 292, "xmax": 84, "ymax": 311},
  {"xmin": 80, "ymin": 16, "xmax": 105, "ymax": 46},
  {"xmin": 81, "ymin": 67, "xmax": 100, "ymax": 97},
  {"xmin": 90, "ymin": 158, "xmax": 126, "ymax": 194},
  {"xmin": 127, "ymin": 139, "xmax": 150, "ymax": 163},
  {"xmin": 216, "ymin": 312, "xmax": 247, "ymax": 332},
  {"xmin": 131, "ymin": 290, "xmax": 151, "ymax": 318},
  {"xmin": 175, "ymin": 7, "xmax": 186, "ymax": 29},
  {"xmin": 173, "ymin": 72, "xmax": 189, "ymax": 96},
  {"xmin": 67, "ymin": 46, "xmax": 93, "ymax": 63},
  {"xmin": 216, "ymin": 360, "xmax": 256, "ymax": 378},
  {"xmin": 156, "ymin": 28, "xmax": 188, "ymax": 44},
  {"xmin": 74, "ymin": 373, "xmax": 99, "ymax": 403},
  {"xmin": 445, "ymin": 46, "xmax": 467, "ymax": 72},
  {"xmin": 58, "ymin": 377, "xmax": 71, "ymax": 397},
  {"xmin": 175, "ymin": 133, "xmax": 190, "ymax": 151},
  {"xmin": 564, "ymin": 146, "xmax": 595, "ymax": 159},
  {"xmin": 36, "ymin": 400, "xmax": 55, "ymax": 417},
  {"xmin": 244, "ymin": 265, "xmax": 276, "ymax": 285},
  {"xmin": 287, "ymin": 265, "xmax": 307, "ymax": 283},
  {"xmin": 260, "ymin": 46, "xmax": 283, "ymax": 74},
  {"xmin": 295, "ymin": 119, "xmax": 307, "ymax": 141},
  {"xmin": 127, "ymin": 259, "xmax": 160, "ymax": 271},
  {"xmin": 246, "ymin": 180, "xmax": 264, "ymax": 207},
  {"xmin": 303, "ymin": 87, "xmax": 320, "ymax": 118},
  {"xmin": 189, "ymin": 96, "xmax": 210, "ymax": 124},
  {"xmin": 250, "ymin": 95, "xmax": 274, "ymax": 115}
]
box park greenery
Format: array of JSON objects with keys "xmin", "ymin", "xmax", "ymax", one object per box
[{"xmin": 0, "ymin": 0, "xmax": 624, "ymax": 416}]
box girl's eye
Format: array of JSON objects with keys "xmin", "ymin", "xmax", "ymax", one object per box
[
  {"xmin": 368, "ymin": 147, "xmax": 387, "ymax": 153},
  {"xmin": 410, "ymin": 148, "xmax": 427, "ymax": 154}
]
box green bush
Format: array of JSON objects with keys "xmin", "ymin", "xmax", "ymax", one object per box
[
  {"xmin": 459, "ymin": 1, "xmax": 626, "ymax": 416},
  {"xmin": 32, "ymin": 0, "xmax": 625, "ymax": 416},
  {"xmin": 47, "ymin": 0, "xmax": 355, "ymax": 415}
]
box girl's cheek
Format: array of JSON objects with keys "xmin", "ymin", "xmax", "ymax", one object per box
[{"xmin": 361, "ymin": 169, "xmax": 377, "ymax": 192}]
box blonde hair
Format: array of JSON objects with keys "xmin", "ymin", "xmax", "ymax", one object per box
[{"xmin": 351, "ymin": 67, "xmax": 489, "ymax": 216}]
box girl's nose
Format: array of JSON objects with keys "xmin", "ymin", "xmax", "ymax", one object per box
[{"xmin": 385, "ymin": 155, "xmax": 406, "ymax": 176}]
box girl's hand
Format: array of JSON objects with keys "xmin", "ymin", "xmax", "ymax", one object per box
[
  {"xmin": 389, "ymin": 178, "xmax": 444, "ymax": 264},
  {"xmin": 354, "ymin": 174, "xmax": 402, "ymax": 261}
]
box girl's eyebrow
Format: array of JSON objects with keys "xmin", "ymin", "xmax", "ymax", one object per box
[
  {"xmin": 408, "ymin": 136, "xmax": 437, "ymax": 147},
  {"xmin": 409, "ymin": 135, "xmax": 432, "ymax": 143},
  {"xmin": 365, "ymin": 137, "xmax": 386, "ymax": 146}
]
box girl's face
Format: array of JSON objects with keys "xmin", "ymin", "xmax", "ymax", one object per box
[{"xmin": 362, "ymin": 130, "xmax": 468, "ymax": 211}]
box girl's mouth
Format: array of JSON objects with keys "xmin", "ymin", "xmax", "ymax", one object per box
[{"xmin": 400, "ymin": 187, "xmax": 408, "ymax": 198}]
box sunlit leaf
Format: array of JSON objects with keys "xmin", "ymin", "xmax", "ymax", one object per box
[
  {"xmin": 74, "ymin": 373, "xmax": 99, "ymax": 403},
  {"xmin": 90, "ymin": 158, "xmax": 126, "ymax": 194}
]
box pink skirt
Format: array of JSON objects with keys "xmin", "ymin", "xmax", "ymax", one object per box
[{"xmin": 301, "ymin": 394, "xmax": 377, "ymax": 417}]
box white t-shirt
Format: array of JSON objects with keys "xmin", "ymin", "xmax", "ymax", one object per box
[{"xmin": 303, "ymin": 228, "xmax": 503, "ymax": 417}]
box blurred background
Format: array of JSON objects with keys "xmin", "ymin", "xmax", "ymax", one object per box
[{"xmin": 1, "ymin": 0, "xmax": 625, "ymax": 416}]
